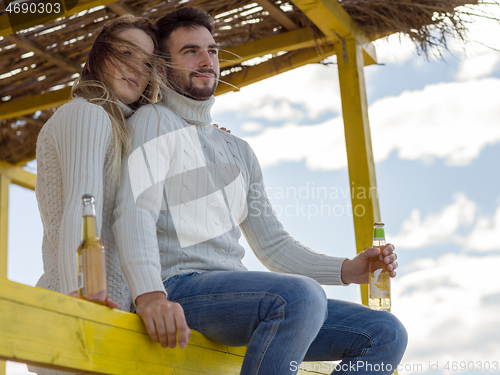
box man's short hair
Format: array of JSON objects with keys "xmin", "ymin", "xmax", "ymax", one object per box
[{"xmin": 156, "ymin": 7, "xmax": 215, "ymax": 55}]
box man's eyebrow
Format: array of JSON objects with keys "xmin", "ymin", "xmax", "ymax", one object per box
[{"xmin": 179, "ymin": 44, "xmax": 219, "ymax": 52}]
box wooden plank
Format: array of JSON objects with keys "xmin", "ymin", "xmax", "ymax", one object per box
[
  {"xmin": 0, "ymin": 162, "xmax": 36, "ymax": 191},
  {"xmin": 220, "ymin": 27, "xmax": 324, "ymax": 69},
  {"xmin": 217, "ymin": 44, "xmax": 335, "ymax": 96},
  {"xmin": 0, "ymin": 86, "xmax": 72, "ymax": 121},
  {"xmin": 291, "ymin": 0, "xmax": 377, "ymax": 65},
  {"xmin": 335, "ymin": 39, "xmax": 380, "ymax": 306},
  {"xmin": 255, "ymin": 0, "xmax": 298, "ymax": 30},
  {"xmin": 4, "ymin": 34, "xmax": 81, "ymax": 73},
  {"xmin": 107, "ymin": 1, "xmax": 136, "ymax": 16},
  {"xmin": 0, "ymin": 279, "xmax": 329, "ymax": 374}
]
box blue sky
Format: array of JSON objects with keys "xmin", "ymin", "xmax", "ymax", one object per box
[{"xmin": 6, "ymin": 4, "xmax": 500, "ymax": 374}]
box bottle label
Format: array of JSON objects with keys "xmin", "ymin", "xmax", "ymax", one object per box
[
  {"xmin": 370, "ymin": 269, "xmax": 390, "ymax": 298},
  {"xmin": 373, "ymin": 228, "xmax": 385, "ymax": 240}
]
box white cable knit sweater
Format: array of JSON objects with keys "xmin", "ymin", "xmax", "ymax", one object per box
[
  {"xmin": 113, "ymin": 90, "xmax": 347, "ymax": 303},
  {"xmin": 30, "ymin": 97, "xmax": 134, "ymax": 375}
]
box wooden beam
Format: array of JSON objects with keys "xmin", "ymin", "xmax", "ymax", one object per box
[
  {"xmin": 107, "ymin": 1, "xmax": 136, "ymax": 16},
  {"xmin": 220, "ymin": 27, "xmax": 322, "ymax": 68},
  {"xmin": 216, "ymin": 44, "xmax": 335, "ymax": 96},
  {"xmin": 335, "ymin": 39, "xmax": 380, "ymax": 306},
  {"xmin": 0, "ymin": 86, "xmax": 72, "ymax": 121},
  {"xmin": 0, "ymin": 0, "xmax": 120, "ymax": 37},
  {"xmin": 255, "ymin": 0, "xmax": 299, "ymax": 30},
  {"xmin": 0, "ymin": 279, "xmax": 328, "ymax": 374},
  {"xmin": 4, "ymin": 34, "xmax": 81, "ymax": 73},
  {"xmin": 0, "ymin": 162, "xmax": 36, "ymax": 191},
  {"xmin": 291, "ymin": 0, "xmax": 377, "ymax": 65}
]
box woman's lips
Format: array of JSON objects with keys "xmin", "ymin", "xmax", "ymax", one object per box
[{"xmin": 124, "ymin": 77, "xmax": 138, "ymax": 87}]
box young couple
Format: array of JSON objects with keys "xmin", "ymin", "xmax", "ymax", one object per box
[{"xmin": 32, "ymin": 7, "xmax": 407, "ymax": 375}]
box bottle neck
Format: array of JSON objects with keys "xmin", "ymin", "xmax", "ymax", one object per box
[
  {"xmin": 81, "ymin": 215, "xmax": 99, "ymax": 241},
  {"xmin": 372, "ymin": 226, "xmax": 386, "ymax": 247}
]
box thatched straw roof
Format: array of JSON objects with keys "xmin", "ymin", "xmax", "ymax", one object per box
[{"xmin": 0, "ymin": 0, "xmax": 497, "ymax": 165}]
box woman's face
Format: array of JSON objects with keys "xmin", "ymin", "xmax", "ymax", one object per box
[{"xmin": 104, "ymin": 28, "xmax": 155, "ymax": 105}]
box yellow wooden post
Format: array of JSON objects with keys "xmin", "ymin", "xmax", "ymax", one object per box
[
  {"xmin": 0, "ymin": 173, "xmax": 9, "ymax": 375},
  {"xmin": 335, "ymin": 38, "xmax": 381, "ymax": 306},
  {"xmin": 0, "ymin": 172, "xmax": 8, "ymax": 280}
]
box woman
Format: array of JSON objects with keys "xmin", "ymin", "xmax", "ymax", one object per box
[{"xmin": 29, "ymin": 14, "xmax": 159, "ymax": 375}]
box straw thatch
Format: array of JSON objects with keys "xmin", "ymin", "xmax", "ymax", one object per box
[{"xmin": 0, "ymin": 0, "xmax": 498, "ymax": 165}]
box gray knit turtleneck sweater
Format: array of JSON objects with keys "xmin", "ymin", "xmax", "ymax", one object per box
[{"xmin": 113, "ymin": 89, "xmax": 347, "ymax": 302}]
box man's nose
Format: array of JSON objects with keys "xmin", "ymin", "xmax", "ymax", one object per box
[{"xmin": 198, "ymin": 50, "xmax": 213, "ymax": 68}]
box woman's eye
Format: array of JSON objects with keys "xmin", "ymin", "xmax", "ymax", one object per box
[
  {"xmin": 145, "ymin": 63, "xmax": 152, "ymax": 68},
  {"xmin": 123, "ymin": 50, "xmax": 132, "ymax": 56}
]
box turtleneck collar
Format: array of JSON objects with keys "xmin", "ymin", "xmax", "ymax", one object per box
[
  {"xmin": 117, "ymin": 100, "xmax": 134, "ymax": 119},
  {"xmin": 160, "ymin": 88, "xmax": 214, "ymax": 130}
]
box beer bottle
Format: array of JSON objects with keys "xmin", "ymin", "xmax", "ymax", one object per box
[
  {"xmin": 77, "ymin": 194, "xmax": 108, "ymax": 305},
  {"xmin": 368, "ymin": 222, "xmax": 391, "ymax": 311}
]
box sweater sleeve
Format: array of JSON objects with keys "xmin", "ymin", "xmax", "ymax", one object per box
[
  {"xmin": 113, "ymin": 105, "xmax": 168, "ymax": 303},
  {"xmin": 240, "ymin": 146, "xmax": 348, "ymax": 286},
  {"xmin": 51, "ymin": 101, "xmax": 112, "ymax": 295}
]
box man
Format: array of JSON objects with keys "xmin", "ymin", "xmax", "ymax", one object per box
[{"xmin": 113, "ymin": 7, "xmax": 407, "ymax": 375}]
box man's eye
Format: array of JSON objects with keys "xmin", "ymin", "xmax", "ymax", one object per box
[{"xmin": 209, "ymin": 49, "xmax": 218, "ymax": 55}]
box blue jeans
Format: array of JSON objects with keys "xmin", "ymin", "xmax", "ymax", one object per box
[{"xmin": 164, "ymin": 271, "xmax": 407, "ymax": 375}]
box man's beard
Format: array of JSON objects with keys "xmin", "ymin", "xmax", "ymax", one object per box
[{"xmin": 168, "ymin": 67, "xmax": 218, "ymax": 100}]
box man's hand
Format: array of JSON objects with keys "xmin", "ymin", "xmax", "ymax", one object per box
[
  {"xmin": 135, "ymin": 291, "xmax": 191, "ymax": 349},
  {"xmin": 341, "ymin": 244, "xmax": 398, "ymax": 285}
]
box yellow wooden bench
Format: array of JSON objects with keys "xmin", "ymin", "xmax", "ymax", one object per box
[{"xmin": 0, "ymin": 277, "xmax": 331, "ymax": 374}]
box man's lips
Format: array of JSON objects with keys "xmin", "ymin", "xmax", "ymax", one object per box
[{"xmin": 194, "ymin": 73, "xmax": 214, "ymax": 80}]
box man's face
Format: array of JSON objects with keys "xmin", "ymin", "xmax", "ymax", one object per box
[{"xmin": 166, "ymin": 26, "xmax": 219, "ymax": 100}]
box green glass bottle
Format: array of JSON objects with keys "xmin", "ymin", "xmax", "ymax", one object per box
[{"xmin": 368, "ymin": 222, "xmax": 391, "ymax": 311}]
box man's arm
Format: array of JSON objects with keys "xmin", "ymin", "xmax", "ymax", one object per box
[
  {"xmin": 240, "ymin": 145, "xmax": 399, "ymax": 285},
  {"xmin": 113, "ymin": 106, "xmax": 191, "ymax": 348}
]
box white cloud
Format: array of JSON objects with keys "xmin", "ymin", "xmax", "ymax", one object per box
[
  {"xmin": 369, "ymin": 78, "xmax": 500, "ymax": 165},
  {"xmin": 393, "ymin": 253, "xmax": 500, "ymax": 374},
  {"xmin": 241, "ymin": 121, "xmax": 263, "ymax": 132},
  {"xmin": 461, "ymin": 206, "xmax": 500, "ymax": 251},
  {"xmin": 243, "ymin": 118, "xmax": 347, "ymax": 170},
  {"xmin": 387, "ymin": 194, "xmax": 476, "ymax": 249},
  {"xmin": 373, "ymin": 33, "xmax": 417, "ymax": 64},
  {"xmin": 243, "ymin": 78, "xmax": 500, "ymax": 169},
  {"xmin": 214, "ymin": 63, "xmax": 342, "ymax": 120},
  {"xmin": 450, "ymin": 4, "xmax": 500, "ymax": 80}
]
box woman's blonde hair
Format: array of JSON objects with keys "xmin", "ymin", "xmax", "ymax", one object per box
[{"xmin": 71, "ymin": 15, "xmax": 161, "ymax": 181}]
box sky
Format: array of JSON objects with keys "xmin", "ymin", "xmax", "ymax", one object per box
[{"xmin": 5, "ymin": 4, "xmax": 500, "ymax": 375}]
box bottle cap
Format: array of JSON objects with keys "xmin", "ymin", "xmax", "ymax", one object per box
[{"xmin": 82, "ymin": 194, "xmax": 95, "ymax": 201}]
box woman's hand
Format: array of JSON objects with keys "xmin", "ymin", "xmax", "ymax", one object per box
[{"xmin": 69, "ymin": 291, "xmax": 119, "ymax": 308}]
